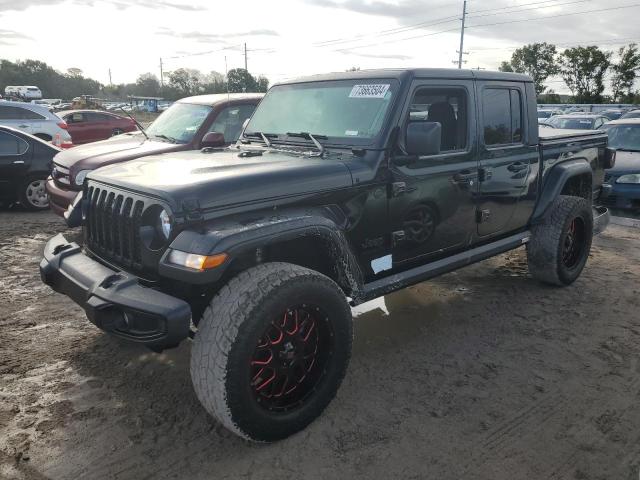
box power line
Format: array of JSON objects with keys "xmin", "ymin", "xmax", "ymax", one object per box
[
  {"xmin": 467, "ymin": 3, "xmax": 640, "ymax": 29},
  {"xmin": 466, "ymin": 0, "xmax": 590, "ymax": 15},
  {"xmin": 467, "ymin": 0, "xmax": 593, "ymax": 19}
]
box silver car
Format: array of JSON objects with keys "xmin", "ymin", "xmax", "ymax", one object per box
[{"xmin": 0, "ymin": 100, "xmax": 72, "ymax": 147}]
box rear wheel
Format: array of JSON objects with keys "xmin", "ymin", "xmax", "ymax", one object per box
[
  {"xmin": 527, "ymin": 195, "xmax": 593, "ymax": 286},
  {"xmin": 190, "ymin": 262, "xmax": 352, "ymax": 442},
  {"xmin": 19, "ymin": 176, "xmax": 49, "ymax": 210}
]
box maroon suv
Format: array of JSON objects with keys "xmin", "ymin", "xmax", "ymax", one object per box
[{"xmin": 47, "ymin": 93, "xmax": 263, "ymax": 216}]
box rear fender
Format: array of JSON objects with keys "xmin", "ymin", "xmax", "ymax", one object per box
[{"xmin": 531, "ymin": 158, "xmax": 592, "ymax": 223}]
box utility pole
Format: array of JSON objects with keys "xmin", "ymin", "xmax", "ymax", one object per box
[
  {"xmin": 159, "ymin": 57, "xmax": 164, "ymax": 91},
  {"xmin": 244, "ymin": 43, "xmax": 248, "ymax": 71},
  {"xmin": 457, "ymin": 0, "xmax": 467, "ymax": 69},
  {"xmin": 108, "ymin": 68, "xmax": 112, "ymax": 86}
]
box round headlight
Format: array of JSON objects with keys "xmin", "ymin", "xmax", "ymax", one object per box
[
  {"xmin": 616, "ymin": 174, "xmax": 640, "ymax": 184},
  {"xmin": 159, "ymin": 209, "xmax": 172, "ymax": 239},
  {"xmin": 74, "ymin": 169, "xmax": 91, "ymax": 186}
]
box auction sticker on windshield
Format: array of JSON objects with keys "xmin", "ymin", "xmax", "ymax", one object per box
[{"xmin": 349, "ymin": 84, "xmax": 390, "ymax": 98}]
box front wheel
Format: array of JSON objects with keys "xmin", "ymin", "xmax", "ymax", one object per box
[
  {"xmin": 190, "ymin": 262, "xmax": 352, "ymax": 442},
  {"xmin": 527, "ymin": 195, "xmax": 593, "ymax": 286}
]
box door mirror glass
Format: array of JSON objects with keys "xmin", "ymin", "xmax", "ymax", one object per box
[
  {"xmin": 201, "ymin": 131, "xmax": 225, "ymax": 148},
  {"xmin": 406, "ymin": 121, "xmax": 441, "ymax": 156}
]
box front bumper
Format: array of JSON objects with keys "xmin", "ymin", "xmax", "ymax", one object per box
[
  {"xmin": 46, "ymin": 177, "xmax": 79, "ymax": 217},
  {"xmin": 599, "ymin": 182, "xmax": 640, "ymax": 210},
  {"xmin": 40, "ymin": 233, "xmax": 191, "ymax": 349}
]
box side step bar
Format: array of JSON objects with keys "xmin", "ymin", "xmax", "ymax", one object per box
[{"xmin": 359, "ymin": 231, "xmax": 531, "ymax": 303}]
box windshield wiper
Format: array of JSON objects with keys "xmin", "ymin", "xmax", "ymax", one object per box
[
  {"xmin": 286, "ymin": 132, "xmax": 327, "ymax": 157},
  {"xmin": 152, "ymin": 134, "xmax": 179, "ymax": 143},
  {"xmin": 118, "ymin": 106, "xmax": 148, "ymax": 140}
]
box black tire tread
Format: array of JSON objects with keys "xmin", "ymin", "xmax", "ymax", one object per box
[
  {"xmin": 190, "ymin": 262, "xmax": 351, "ymax": 441},
  {"xmin": 527, "ymin": 195, "xmax": 592, "ymax": 286}
]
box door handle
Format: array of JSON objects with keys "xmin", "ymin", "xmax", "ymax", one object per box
[
  {"xmin": 452, "ymin": 170, "xmax": 478, "ymax": 184},
  {"xmin": 507, "ymin": 162, "xmax": 528, "ymax": 172}
]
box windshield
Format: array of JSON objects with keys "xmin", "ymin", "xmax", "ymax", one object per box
[
  {"xmin": 146, "ymin": 102, "xmax": 212, "ymax": 143},
  {"xmin": 548, "ymin": 117, "xmax": 594, "ymax": 129},
  {"xmin": 602, "ymin": 124, "xmax": 640, "ymax": 151},
  {"xmin": 245, "ymin": 79, "xmax": 398, "ymax": 144}
]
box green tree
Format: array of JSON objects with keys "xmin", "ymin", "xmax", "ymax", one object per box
[
  {"xmin": 498, "ymin": 61, "xmax": 514, "ymax": 72},
  {"xmin": 560, "ymin": 46, "xmax": 611, "ymax": 103},
  {"xmin": 610, "ymin": 43, "xmax": 640, "ymax": 102},
  {"xmin": 135, "ymin": 73, "xmax": 160, "ymax": 97},
  {"xmin": 255, "ymin": 75, "xmax": 269, "ymax": 92},
  {"xmin": 509, "ymin": 43, "xmax": 559, "ymax": 95},
  {"xmin": 67, "ymin": 67, "xmax": 83, "ymax": 77},
  {"xmin": 168, "ymin": 68, "xmax": 203, "ymax": 96},
  {"xmin": 227, "ymin": 68, "xmax": 257, "ymax": 93}
]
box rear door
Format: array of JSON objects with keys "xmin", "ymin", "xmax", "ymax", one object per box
[
  {"xmin": 0, "ymin": 130, "xmax": 31, "ymax": 188},
  {"xmin": 389, "ymin": 79, "xmax": 479, "ymax": 266},
  {"xmin": 476, "ymin": 82, "xmax": 539, "ymax": 237}
]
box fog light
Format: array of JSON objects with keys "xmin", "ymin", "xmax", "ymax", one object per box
[{"xmin": 167, "ymin": 250, "xmax": 228, "ymax": 271}]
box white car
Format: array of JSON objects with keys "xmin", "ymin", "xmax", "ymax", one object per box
[
  {"xmin": 0, "ymin": 100, "xmax": 72, "ymax": 147},
  {"xmin": 4, "ymin": 85, "xmax": 42, "ymax": 100}
]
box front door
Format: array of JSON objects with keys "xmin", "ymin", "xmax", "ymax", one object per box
[
  {"xmin": 389, "ymin": 80, "xmax": 479, "ymax": 268},
  {"xmin": 476, "ymin": 82, "xmax": 538, "ymax": 237}
]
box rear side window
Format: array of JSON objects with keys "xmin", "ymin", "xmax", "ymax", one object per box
[
  {"xmin": 0, "ymin": 131, "xmax": 29, "ymax": 155},
  {"xmin": 483, "ymin": 88, "xmax": 523, "ymax": 146},
  {"xmin": 86, "ymin": 112, "xmax": 110, "ymax": 122},
  {"xmin": 21, "ymin": 108, "xmax": 46, "ymax": 120}
]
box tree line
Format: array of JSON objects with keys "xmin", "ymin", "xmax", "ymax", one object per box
[
  {"xmin": 499, "ymin": 43, "xmax": 640, "ymax": 104},
  {"xmin": 0, "ymin": 59, "xmax": 269, "ymax": 101}
]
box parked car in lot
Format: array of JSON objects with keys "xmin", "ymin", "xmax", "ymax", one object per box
[
  {"xmin": 621, "ymin": 109, "xmax": 640, "ymax": 120},
  {"xmin": 41, "ymin": 68, "xmax": 612, "ymax": 442},
  {"xmin": 546, "ymin": 114, "xmax": 609, "ymax": 130},
  {"xmin": 0, "ymin": 100, "xmax": 72, "ymax": 147},
  {"xmin": 600, "ymin": 109, "xmax": 626, "ymax": 121},
  {"xmin": 600, "ymin": 118, "xmax": 640, "ymax": 210},
  {"xmin": 0, "ymin": 125, "xmax": 59, "ymax": 210},
  {"xmin": 46, "ymin": 93, "xmax": 263, "ymax": 216},
  {"xmin": 537, "ymin": 108, "xmax": 562, "ymax": 121},
  {"xmin": 56, "ymin": 110, "xmax": 138, "ymax": 145},
  {"xmin": 4, "ymin": 85, "xmax": 42, "ymax": 100}
]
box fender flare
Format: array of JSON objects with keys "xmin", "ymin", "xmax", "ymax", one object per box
[
  {"xmin": 159, "ymin": 208, "xmax": 365, "ymax": 299},
  {"xmin": 531, "ymin": 158, "xmax": 592, "ymax": 223}
]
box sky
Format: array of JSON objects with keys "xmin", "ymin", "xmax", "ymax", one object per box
[{"xmin": 1, "ymin": 0, "xmax": 639, "ymax": 93}]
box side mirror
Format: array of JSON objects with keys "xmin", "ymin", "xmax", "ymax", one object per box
[
  {"xmin": 406, "ymin": 121, "xmax": 441, "ymax": 156},
  {"xmin": 201, "ymin": 131, "xmax": 225, "ymax": 148}
]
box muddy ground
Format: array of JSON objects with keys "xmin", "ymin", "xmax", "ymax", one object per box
[{"xmin": 1, "ymin": 208, "xmax": 639, "ymax": 480}]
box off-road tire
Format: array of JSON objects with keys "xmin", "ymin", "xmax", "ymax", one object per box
[
  {"xmin": 190, "ymin": 262, "xmax": 352, "ymax": 442},
  {"xmin": 527, "ymin": 195, "xmax": 593, "ymax": 286}
]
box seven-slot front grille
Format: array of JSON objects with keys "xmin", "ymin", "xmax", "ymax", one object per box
[{"xmin": 85, "ymin": 184, "xmax": 144, "ymax": 268}]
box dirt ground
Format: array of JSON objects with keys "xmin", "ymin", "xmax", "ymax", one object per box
[{"xmin": 1, "ymin": 207, "xmax": 640, "ymax": 480}]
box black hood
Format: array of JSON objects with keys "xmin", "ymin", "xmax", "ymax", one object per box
[{"xmin": 87, "ymin": 149, "xmax": 354, "ymax": 214}]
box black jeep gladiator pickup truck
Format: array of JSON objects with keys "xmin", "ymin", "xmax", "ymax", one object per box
[{"xmin": 40, "ymin": 68, "xmax": 613, "ymax": 442}]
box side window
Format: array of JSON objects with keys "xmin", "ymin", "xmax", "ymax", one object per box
[
  {"xmin": 407, "ymin": 87, "xmax": 468, "ymax": 153},
  {"xmin": 68, "ymin": 113, "xmax": 86, "ymax": 124},
  {"xmin": 483, "ymin": 88, "xmax": 523, "ymax": 146},
  {"xmin": 20, "ymin": 108, "xmax": 46, "ymax": 120},
  {"xmin": 0, "ymin": 106, "xmax": 27, "ymax": 120},
  {"xmin": 0, "ymin": 131, "xmax": 28, "ymax": 155},
  {"xmin": 87, "ymin": 112, "xmax": 108, "ymax": 122},
  {"xmin": 208, "ymin": 104, "xmax": 257, "ymax": 143}
]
